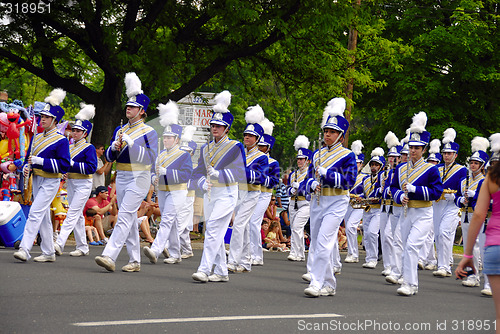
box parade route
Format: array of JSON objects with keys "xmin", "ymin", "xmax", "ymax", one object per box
[{"xmin": 0, "ymin": 246, "xmax": 495, "ymax": 333}]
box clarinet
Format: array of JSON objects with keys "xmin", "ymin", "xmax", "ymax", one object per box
[
  {"xmin": 316, "ymin": 132, "xmax": 322, "ymax": 205},
  {"xmin": 154, "ymin": 137, "xmax": 161, "ymax": 193},
  {"xmin": 294, "ymin": 168, "xmax": 299, "ymax": 210},
  {"xmin": 381, "ymin": 164, "xmax": 389, "ymax": 213},
  {"xmin": 464, "ymin": 168, "xmax": 471, "ymax": 224},
  {"xmin": 404, "ymin": 162, "xmax": 409, "ymax": 217},
  {"xmin": 388, "ymin": 160, "xmax": 397, "ymax": 215}
]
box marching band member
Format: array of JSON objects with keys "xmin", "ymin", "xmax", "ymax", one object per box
[
  {"xmin": 228, "ymin": 105, "xmax": 267, "ymax": 273},
  {"xmin": 14, "ymin": 88, "xmax": 70, "ymax": 262},
  {"xmin": 54, "ymin": 103, "xmax": 98, "ymax": 257},
  {"xmin": 344, "ymin": 140, "xmax": 366, "ymax": 263},
  {"xmin": 287, "ymin": 135, "xmax": 312, "ymax": 262},
  {"xmin": 303, "ymin": 97, "xmax": 357, "ymax": 297},
  {"xmin": 418, "ymin": 139, "xmax": 442, "ymax": 271},
  {"xmin": 360, "ymin": 147, "xmax": 385, "ymax": 269},
  {"xmin": 191, "ymin": 91, "xmax": 246, "ymax": 283},
  {"xmin": 143, "ymin": 101, "xmax": 193, "ymax": 265},
  {"xmin": 432, "ymin": 128, "xmax": 467, "ymax": 278},
  {"xmin": 177, "ymin": 127, "xmax": 198, "ymax": 259},
  {"xmin": 400, "ymin": 131, "xmax": 410, "ymax": 163},
  {"xmin": 379, "ymin": 132, "xmax": 402, "ymax": 276},
  {"xmin": 95, "ymin": 73, "xmax": 158, "ymax": 272},
  {"xmin": 455, "ymin": 137, "xmax": 489, "ymax": 289},
  {"xmin": 389, "ymin": 112, "xmax": 443, "ymax": 296},
  {"xmin": 249, "ymin": 118, "xmax": 280, "ymax": 266}
]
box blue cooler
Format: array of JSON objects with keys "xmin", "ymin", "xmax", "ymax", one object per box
[{"xmin": 0, "ymin": 201, "xmax": 26, "ymax": 247}]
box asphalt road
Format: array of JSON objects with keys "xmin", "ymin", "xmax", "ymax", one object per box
[{"xmin": 0, "ymin": 245, "xmax": 495, "ymax": 334}]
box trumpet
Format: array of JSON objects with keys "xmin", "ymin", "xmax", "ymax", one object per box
[{"xmin": 349, "ymin": 195, "xmax": 381, "ymax": 212}]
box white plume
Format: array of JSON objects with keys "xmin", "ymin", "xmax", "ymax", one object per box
[
  {"xmin": 490, "ymin": 133, "xmax": 500, "ymax": 153},
  {"xmin": 322, "ymin": 97, "xmax": 346, "ymax": 126},
  {"xmin": 442, "ymin": 128, "xmax": 456, "ymax": 145},
  {"xmin": 409, "ymin": 111, "xmax": 427, "ymax": 133},
  {"xmin": 158, "ymin": 100, "xmax": 179, "ymax": 127},
  {"xmin": 181, "ymin": 125, "xmax": 196, "ymax": 143},
  {"xmin": 245, "ymin": 104, "xmax": 265, "ymax": 124},
  {"xmin": 44, "ymin": 88, "xmax": 66, "ymax": 106},
  {"xmin": 384, "ymin": 131, "xmax": 400, "ymax": 149},
  {"xmin": 124, "ymin": 72, "xmax": 143, "ymax": 98},
  {"xmin": 471, "ymin": 136, "xmax": 490, "ymax": 153},
  {"xmin": 212, "ymin": 90, "xmax": 231, "ymax": 113},
  {"xmin": 429, "ymin": 139, "xmax": 441, "ymax": 154},
  {"xmin": 75, "ymin": 103, "xmax": 95, "ymax": 121},
  {"xmin": 261, "ymin": 118, "xmax": 274, "ymax": 135},
  {"xmin": 351, "ymin": 140, "xmax": 363, "ymax": 156},
  {"xmin": 294, "ymin": 135, "xmax": 310, "ymax": 151},
  {"xmin": 371, "ymin": 147, "xmax": 384, "ymax": 157}
]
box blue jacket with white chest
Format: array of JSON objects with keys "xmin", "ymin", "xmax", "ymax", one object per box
[
  {"xmin": 25, "ymin": 127, "xmax": 70, "ymax": 177},
  {"xmin": 67, "ymin": 138, "xmax": 98, "ymax": 177},
  {"xmin": 390, "ymin": 158, "xmax": 443, "ymax": 204},
  {"xmin": 154, "ymin": 145, "xmax": 193, "ymax": 189}
]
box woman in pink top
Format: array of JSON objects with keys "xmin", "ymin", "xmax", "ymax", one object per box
[{"xmin": 456, "ymin": 133, "xmax": 500, "ymax": 333}]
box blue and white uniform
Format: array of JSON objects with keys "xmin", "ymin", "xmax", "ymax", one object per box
[
  {"xmin": 360, "ymin": 171, "xmax": 383, "ymax": 266},
  {"xmin": 249, "ymin": 153, "xmax": 279, "ymax": 265},
  {"xmin": 101, "ymin": 119, "xmax": 158, "ymax": 264},
  {"xmin": 56, "ymin": 138, "xmax": 97, "ymax": 254},
  {"xmin": 433, "ymin": 163, "xmax": 466, "ymax": 274},
  {"xmin": 228, "ymin": 145, "xmax": 268, "ymax": 271},
  {"xmin": 288, "ymin": 166, "xmax": 311, "ymax": 261},
  {"xmin": 149, "ymin": 144, "xmax": 192, "ymax": 261},
  {"xmin": 305, "ymin": 142, "xmax": 357, "ymax": 292},
  {"xmin": 193, "ymin": 134, "xmax": 246, "ymax": 277},
  {"xmin": 344, "ymin": 171, "xmax": 367, "ymax": 261},
  {"xmin": 19, "ymin": 127, "xmax": 70, "ymax": 259},
  {"xmin": 390, "ymin": 158, "xmax": 443, "ymax": 289}
]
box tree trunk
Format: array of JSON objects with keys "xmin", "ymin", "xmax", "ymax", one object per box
[{"xmin": 91, "ymin": 77, "xmax": 123, "ymax": 146}]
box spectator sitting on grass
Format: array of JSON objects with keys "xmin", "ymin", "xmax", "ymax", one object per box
[
  {"xmin": 85, "ymin": 208, "xmax": 103, "ymax": 245},
  {"xmin": 265, "ymin": 221, "xmax": 289, "ymax": 252},
  {"xmin": 83, "ymin": 186, "xmax": 116, "ymax": 243}
]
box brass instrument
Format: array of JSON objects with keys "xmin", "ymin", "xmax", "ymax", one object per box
[
  {"xmin": 349, "ymin": 195, "xmax": 381, "ymax": 212},
  {"xmin": 436, "ymin": 189, "xmax": 457, "ymax": 202}
]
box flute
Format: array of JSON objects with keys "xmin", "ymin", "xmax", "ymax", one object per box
[
  {"xmin": 154, "ymin": 137, "xmax": 161, "ymax": 193},
  {"xmin": 294, "ymin": 167, "xmax": 299, "ymax": 210},
  {"xmin": 463, "ymin": 166, "xmax": 471, "ymax": 224},
  {"xmin": 206, "ymin": 133, "xmax": 212, "ymax": 202}
]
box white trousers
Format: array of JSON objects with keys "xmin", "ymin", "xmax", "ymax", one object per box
[
  {"xmin": 289, "ymin": 199, "xmax": 310, "ymax": 260},
  {"xmin": 344, "ymin": 206, "xmax": 363, "ymax": 258},
  {"xmin": 248, "ymin": 191, "xmax": 272, "ymax": 263},
  {"xmin": 379, "ymin": 210, "xmax": 393, "ymax": 268},
  {"xmin": 461, "ymin": 212, "xmax": 483, "ymax": 282},
  {"xmin": 389, "ymin": 206, "xmax": 403, "ymax": 278},
  {"xmin": 102, "ymin": 170, "xmax": 150, "ymax": 263},
  {"xmin": 362, "ymin": 208, "xmax": 381, "ymax": 263},
  {"xmin": 308, "ymin": 194, "xmax": 349, "ymax": 290},
  {"xmin": 56, "ymin": 178, "xmax": 93, "ymax": 253},
  {"xmin": 197, "ymin": 185, "xmax": 238, "ymax": 276},
  {"xmin": 433, "ymin": 200, "xmax": 460, "ymax": 272},
  {"xmin": 19, "ymin": 175, "xmax": 61, "ymax": 259},
  {"xmin": 401, "ymin": 206, "xmax": 433, "ymax": 287},
  {"xmin": 176, "ymin": 195, "xmax": 195, "ymax": 255},
  {"xmin": 418, "ymin": 221, "xmax": 436, "ymax": 266},
  {"xmin": 228, "ymin": 190, "xmax": 261, "ymax": 270},
  {"xmin": 151, "ymin": 189, "xmax": 187, "ymax": 259}
]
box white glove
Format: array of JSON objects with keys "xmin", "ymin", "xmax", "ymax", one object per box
[
  {"xmin": 466, "ymin": 189, "xmax": 476, "ymax": 198},
  {"xmin": 202, "ymin": 180, "xmax": 209, "ymax": 191},
  {"xmin": 406, "ymin": 183, "xmax": 416, "ymax": 193},
  {"xmin": 460, "ymin": 197, "xmax": 466, "ymax": 204},
  {"xmin": 291, "ymin": 182, "xmax": 300, "ymax": 189},
  {"xmin": 70, "ymin": 159, "xmax": 75, "ymax": 167},
  {"xmin": 111, "ymin": 140, "xmax": 120, "ymax": 151},
  {"xmin": 290, "ymin": 187, "xmax": 297, "ymax": 195},
  {"xmin": 208, "ymin": 166, "xmax": 220, "ymax": 179},
  {"xmin": 311, "ymin": 180, "xmax": 319, "ymax": 191},
  {"xmin": 158, "ymin": 167, "xmax": 167, "ymax": 176},
  {"xmin": 152, "ymin": 175, "xmax": 158, "ymax": 185},
  {"xmin": 317, "ymin": 167, "xmax": 327, "ymax": 177},
  {"xmin": 444, "ymin": 193, "xmax": 455, "ymax": 201},
  {"xmin": 122, "ymin": 133, "xmax": 134, "ymax": 147},
  {"xmin": 31, "ymin": 156, "xmax": 43, "ymax": 165}
]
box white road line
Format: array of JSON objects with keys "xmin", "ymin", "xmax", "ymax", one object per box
[{"xmin": 73, "ymin": 313, "xmax": 345, "ymax": 327}]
